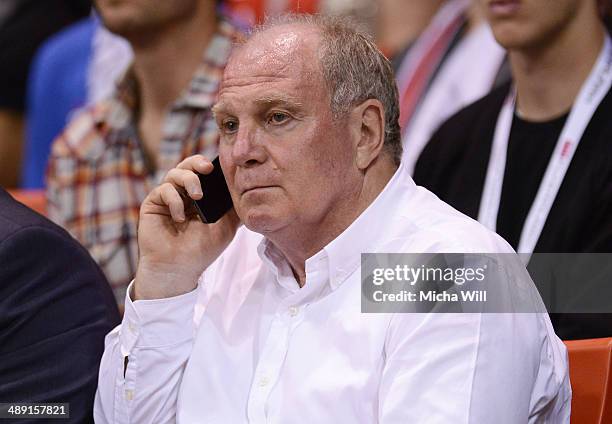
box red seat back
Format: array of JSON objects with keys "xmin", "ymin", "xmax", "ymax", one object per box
[{"xmin": 564, "ymin": 338, "xmax": 612, "ymax": 423}]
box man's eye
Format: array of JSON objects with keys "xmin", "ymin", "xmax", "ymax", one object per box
[
  {"xmin": 269, "ymin": 112, "xmax": 289, "ymax": 124},
  {"xmin": 223, "ymin": 120, "xmax": 238, "ymax": 133}
]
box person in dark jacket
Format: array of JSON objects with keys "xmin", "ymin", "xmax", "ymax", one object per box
[{"xmin": 0, "ymin": 187, "xmax": 120, "ymax": 422}]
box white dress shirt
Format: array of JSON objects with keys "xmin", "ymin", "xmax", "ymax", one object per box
[{"xmin": 94, "ymin": 165, "xmax": 571, "ymax": 423}]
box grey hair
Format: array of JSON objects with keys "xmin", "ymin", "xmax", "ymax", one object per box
[{"xmin": 245, "ymin": 13, "xmax": 402, "ymax": 166}]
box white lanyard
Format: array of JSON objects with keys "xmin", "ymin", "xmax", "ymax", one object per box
[{"xmin": 478, "ymin": 35, "xmax": 612, "ymax": 258}]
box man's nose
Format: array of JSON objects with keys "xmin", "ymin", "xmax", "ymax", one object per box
[{"xmin": 231, "ymin": 122, "xmax": 267, "ymax": 168}]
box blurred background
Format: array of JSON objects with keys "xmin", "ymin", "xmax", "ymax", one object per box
[
  {"xmin": 0, "ymin": 0, "xmax": 496, "ymax": 190},
  {"xmin": 3, "ymin": 0, "xmax": 612, "ymax": 190}
]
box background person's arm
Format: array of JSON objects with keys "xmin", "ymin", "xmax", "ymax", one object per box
[
  {"xmin": 45, "ymin": 121, "xmax": 80, "ymax": 229},
  {"xmin": 0, "ymin": 225, "xmax": 119, "ymax": 422}
]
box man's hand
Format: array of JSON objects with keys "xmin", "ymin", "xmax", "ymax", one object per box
[{"xmin": 133, "ymin": 155, "xmax": 240, "ymax": 300}]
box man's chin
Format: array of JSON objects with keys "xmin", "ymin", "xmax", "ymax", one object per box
[
  {"xmin": 98, "ymin": 17, "xmax": 139, "ymax": 38},
  {"xmin": 490, "ymin": 25, "xmax": 536, "ymax": 51},
  {"xmin": 241, "ymin": 211, "xmax": 287, "ymax": 235}
]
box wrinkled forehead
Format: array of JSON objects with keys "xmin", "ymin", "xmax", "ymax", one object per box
[{"xmin": 221, "ymin": 24, "xmax": 323, "ymax": 89}]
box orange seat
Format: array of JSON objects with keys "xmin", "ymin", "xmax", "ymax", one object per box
[
  {"xmin": 7, "ymin": 189, "xmax": 47, "ymax": 216},
  {"xmin": 564, "ymin": 337, "xmax": 612, "ymax": 423}
]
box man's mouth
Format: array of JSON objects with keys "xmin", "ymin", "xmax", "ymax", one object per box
[
  {"xmin": 241, "ymin": 186, "xmax": 277, "ymax": 195},
  {"xmin": 489, "ymin": 0, "xmax": 521, "ymax": 16}
]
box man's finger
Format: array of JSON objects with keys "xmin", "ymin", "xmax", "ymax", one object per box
[
  {"xmin": 157, "ymin": 183, "xmax": 186, "ymax": 222},
  {"xmin": 164, "ymin": 168, "xmax": 203, "ymax": 199},
  {"xmin": 176, "ymin": 154, "xmax": 214, "ymax": 175}
]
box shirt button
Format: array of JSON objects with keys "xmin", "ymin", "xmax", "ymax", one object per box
[
  {"xmin": 128, "ymin": 322, "xmax": 137, "ymax": 333},
  {"xmin": 258, "ymin": 376, "xmax": 270, "ymax": 387},
  {"xmin": 288, "ymin": 306, "xmax": 299, "ymax": 317},
  {"xmin": 125, "ymin": 389, "xmax": 134, "ymax": 400}
]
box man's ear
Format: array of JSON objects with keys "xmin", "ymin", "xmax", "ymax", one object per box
[{"xmin": 349, "ymin": 99, "xmax": 386, "ymax": 170}]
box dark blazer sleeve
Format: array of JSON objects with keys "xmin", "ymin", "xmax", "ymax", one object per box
[{"xmin": 0, "ymin": 225, "xmax": 120, "ymax": 423}]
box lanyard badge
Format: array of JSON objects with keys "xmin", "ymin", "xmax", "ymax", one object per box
[{"xmin": 478, "ymin": 35, "xmax": 612, "ymax": 259}]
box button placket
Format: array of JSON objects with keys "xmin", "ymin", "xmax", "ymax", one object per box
[
  {"xmin": 247, "ymin": 314, "xmax": 291, "ymax": 422},
  {"xmin": 247, "ymin": 286, "xmax": 309, "ymax": 422},
  {"xmin": 288, "ymin": 305, "xmax": 299, "ymax": 317}
]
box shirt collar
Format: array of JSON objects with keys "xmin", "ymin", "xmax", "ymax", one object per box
[{"xmin": 258, "ymin": 164, "xmax": 417, "ymax": 292}]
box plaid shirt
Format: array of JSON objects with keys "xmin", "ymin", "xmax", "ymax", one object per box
[{"xmin": 47, "ymin": 19, "xmax": 240, "ymax": 302}]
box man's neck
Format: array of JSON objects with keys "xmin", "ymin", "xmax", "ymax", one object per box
[
  {"xmin": 270, "ymin": 160, "xmax": 398, "ymax": 287},
  {"xmin": 510, "ymin": 9, "xmax": 606, "ymax": 121},
  {"xmin": 129, "ymin": 6, "xmax": 218, "ymax": 165}
]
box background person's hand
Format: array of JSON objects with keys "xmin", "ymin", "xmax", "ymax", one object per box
[{"xmin": 133, "ymin": 155, "xmax": 240, "ymax": 300}]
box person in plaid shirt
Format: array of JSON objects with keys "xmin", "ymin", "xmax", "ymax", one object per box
[{"xmin": 47, "ymin": 0, "xmax": 242, "ymax": 302}]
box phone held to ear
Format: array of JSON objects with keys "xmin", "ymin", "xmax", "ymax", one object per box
[{"xmin": 193, "ymin": 157, "xmax": 234, "ymax": 223}]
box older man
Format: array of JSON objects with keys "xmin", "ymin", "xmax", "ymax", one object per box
[{"xmin": 95, "ymin": 15, "xmax": 570, "ymax": 423}]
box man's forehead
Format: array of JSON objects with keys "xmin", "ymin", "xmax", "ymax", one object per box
[{"xmin": 223, "ymin": 24, "xmax": 321, "ymax": 82}]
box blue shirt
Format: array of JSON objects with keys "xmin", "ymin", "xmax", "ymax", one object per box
[{"xmin": 22, "ymin": 17, "xmax": 94, "ymax": 188}]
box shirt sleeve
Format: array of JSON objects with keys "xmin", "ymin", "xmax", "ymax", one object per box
[
  {"xmin": 378, "ymin": 312, "xmax": 571, "ymax": 423},
  {"xmin": 45, "ymin": 106, "xmax": 99, "ymax": 230},
  {"xmin": 94, "ymin": 280, "xmax": 200, "ymax": 424},
  {"xmin": 46, "ymin": 132, "xmax": 74, "ymax": 228}
]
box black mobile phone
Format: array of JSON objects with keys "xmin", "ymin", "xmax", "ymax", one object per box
[{"xmin": 192, "ymin": 157, "xmax": 233, "ymax": 223}]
